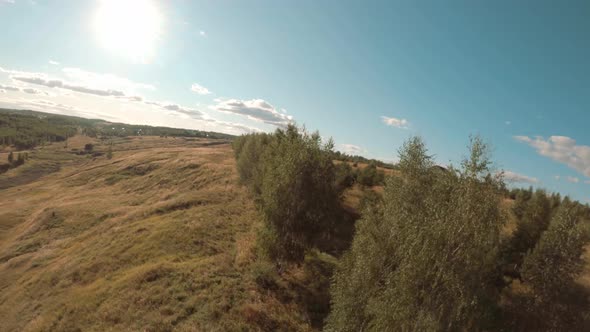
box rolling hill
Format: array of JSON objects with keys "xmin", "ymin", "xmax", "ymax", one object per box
[{"xmin": 0, "ymin": 135, "xmax": 331, "ymax": 331}]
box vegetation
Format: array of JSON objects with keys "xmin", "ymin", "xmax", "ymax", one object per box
[
  {"xmin": 356, "ymin": 162, "xmax": 385, "ymax": 187},
  {"xmin": 326, "ymin": 136, "xmax": 590, "ymax": 331},
  {"xmin": 0, "ymin": 108, "xmax": 234, "ymax": 150},
  {"xmin": 332, "ymin": 150, "xmax": 396, "ymax": 170},
  {"xmin": 2, "ymin": 110, "xmax": 590, "ymax": 331},
  {"xmin": 0, "ymin": 134, "xmax": 323, "ymax": 331},
  {"xmin": 234, "ymin": 125, "xmax": 343, "ymax": 263},
  {"xmin": 327, "ymin": 137, "xmax": 505, "ymax": 331},
  {"xmin": 519, "ymin": 201, "xmax": 588, "ymax": 330}
]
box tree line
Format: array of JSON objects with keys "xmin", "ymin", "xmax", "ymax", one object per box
[
  {"xmin": 233, "ymin": 127, "xmax": 590, "ymax": 331},
  {"xmin": 0, "ymin": 108, "xmax": 234, "ymax": 150}
]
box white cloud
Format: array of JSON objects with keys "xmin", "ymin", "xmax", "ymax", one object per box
[
  {"xmin": 199, "ymin": 30, "xmax": 207, "ymax": 37},
  {"xmin": 22, "ymin": 87, "xmax": 47, "ymax": 95},
  {"xmin": 61, "ymin": 67, "xmax": 155, "ymax": 92},
  {"xmin": 144, "ymin": 100, "xmax": 204, "ymax": 119},
  {"xmin": 503, "ymin": 170, "xmax": 539, "ymax": 184},
  {"xmin": 514, "ymin": 135, "xmax": 590, "ymax": 177},
  {"xmin": 11, "ymin": 75, "xmax": 129, "ymax": 97},
  {"xmin": 0, "ymin": 64, "xmax": 266, "ymax": 135},
  {"xmin": 505, "ymin": 121, "xmax": 511, "ymax": 125},
  {"xmin": 190, "ymin": 83, "xmax": 211, "ymax": 95},
  {"xmin": 381, "ymin": 115, "xmax": 409, "ymax": 129},
  {"xmin": 566, "ymin": 176, "xmax": 580, "ymax": 184},
  {"xmin": 213, "ymin": 98, "xmax": 293, "ymax": 128},
  {"xmin": 48, "ymin": 60, "xmax": 59, "ymax": 65},
  {"xmin": 1, "ymin": 0, "xmax": 15, "ymax": 4},
  {"xmin": 0, "ymin": 84, "xmax": 47, "ymax": 95},
  {"xmin": 0, "ymin": 84, "xmax": 20, "ymax": 91},
  {"xmin": 338, "ymin": 143, "xmax": 366, "ymax": 155}
]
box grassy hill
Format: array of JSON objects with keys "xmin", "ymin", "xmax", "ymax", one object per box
[
  {"xmin": 1, "ymin": 111, "xmax": 589, "ymax": 330},
  {"xmin": 0, "ymin": 135, "xmax": 331, "ymax": 331}
]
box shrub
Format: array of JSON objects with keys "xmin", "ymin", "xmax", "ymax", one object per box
[
  {"xmin": 326, "ymin": 136, "xmax": 505, "ymax": 331},
  {"xmin": 233, "ymin": 126, "xmax": 342, "ymax": 264},
  {"xmin": 333, "ymin": 162, "xmax": 356, "ymax": 193},
  {"xmin": 259, "ymin": 126, "xmax": 340, "ymax": 263},
  {"xmin": 503, "ymin": 189, "xmax": 553, "ymax": 272},
  {"xmin": 518, "ymin": 201, "xmax": 588, "ymax": 330},
  {"xmin": 357, "ymin": 162, "xmax": 384, "ymax": 187}
]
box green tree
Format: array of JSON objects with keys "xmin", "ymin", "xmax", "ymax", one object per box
[
  {"xmin": 519, "ymin": 202, "xmax": 587, "ymax": 330},
  {"xmin": 258, "ymin": 125, "xmax": 340, "ymax": 263},
  {"xmin": 106, "ymin": 144, "xmax": 113, "ymax": 159},
  {"xmin": 327, "ymin": 136, "xmax": 505, "ymax": 331},
  {"xmin": 503, "ymin": 189, "xmax": 553, "ymax": 275},
  {"xmin": 334, "ymin": 162, "xmax": 356, "ymax": 193}
]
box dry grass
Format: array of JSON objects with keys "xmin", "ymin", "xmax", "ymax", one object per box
[{"xmin": 0, "ymin": 136, "xmax": 318, "ymax": 331}]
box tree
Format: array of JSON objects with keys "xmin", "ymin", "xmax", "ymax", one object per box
[
  {"xmin": 106, "ymin": 144, "xmax": 113, "ymax": 159},
  {"xmin": 7, "ymin": 151, "xmax": 13, "ymax": 164},
  {"xmin": 503, "ymin": 189, "xmax": 553, "ymax": 273},
  {"xmin": 84, "ymin": 143, "xmax": 94, "ymax": 153},
  {"xmin": 327, "ymin": 136, "xmax": 505, "ymax": 331},
  {"xmin": 258, "ymin": 125, "xmax": 340, "ymax": 263},
  {"xmin": 334, "ymin": 162, "xmax": 356, "ymax": 193},
  {"xmin": 519, "ymin": 202, "xmax": 587, "ymax": 330}
]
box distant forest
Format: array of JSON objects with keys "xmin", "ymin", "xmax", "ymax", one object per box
[{"xmin": 0, "ymin": 108, "xmax": 234, "ymax": 150}]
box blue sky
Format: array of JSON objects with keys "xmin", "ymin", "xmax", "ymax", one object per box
[{"xmin": 0, "ymin": 0, "xmax": 588, "ymax": 201}]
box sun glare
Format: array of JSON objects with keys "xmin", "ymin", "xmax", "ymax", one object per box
[{"xmin": 94, "ymin": 0, "xmax": 162, "ymax": 63}]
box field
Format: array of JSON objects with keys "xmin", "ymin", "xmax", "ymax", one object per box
[
  {"xmin": 0, "ymin": 136, "xmax": 328, "ymax": 331},
  {"xmin": 1, "ymin": 134, "xmax": 589, "ymax": 331}
]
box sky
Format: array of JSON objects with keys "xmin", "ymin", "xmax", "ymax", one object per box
[{"xmin": 0, "ymin": 0, "xmax": 588, "ymax": 202}]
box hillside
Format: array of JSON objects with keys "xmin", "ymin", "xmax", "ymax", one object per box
[
  {"xmin": 0, "ymin": 135, "xmax": 327, "ymax": 331},
  {"xmin": 2, "ymin": 128, "xmax": 589, "ymax": 331}
]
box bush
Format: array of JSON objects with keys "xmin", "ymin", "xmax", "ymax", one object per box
[
  {"xmin": 233, "ymin": 125, "xmax": 342, "ymax": 264},
  {"xmin": 518, "ymin": 201, "xmax": 588, "ymax": 330},
  {"xmin": 259, "ymin": 126, "xmax": 340, "ymax": 263},
  {"xmin": 357, "ymin": 162, "xmax": 385, "ymax": 187},
  {"xmin": 334, "ymin": 162, "xmax": 356, "ymax": 193},
  {"xmin": 502, "ymin": 189, "xmax": 553, "ymax": 273},
  {"xmin": 326, "ymin": 136, "xmax": 505, "ymax": 331}
]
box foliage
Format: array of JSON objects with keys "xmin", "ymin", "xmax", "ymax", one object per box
[
  {"xmin": 106, "ymin": 143, "xmax": 113, "ymax": 160},
  {"xmin": 327, "ymin": 136, "xmax": 505, "ymax": 331},
  {"xmin": 333, "ymin": 162, "xmax": 356, "ymax": 193},
  {"xmin": 259, "ymin": 126, "xmax": 341, "ymax": 263},
  {"xmin": 356, "ymin": 162, "xmax": 385, "ymax": 187},
  {"xmin": 503, "ymin": 189, "xmax": 553, "ymax": 273},
  {"xmin": 332, "ymin": 149, "xmax": 397, "ymax": 170},
  {"xmin": 511, "ymin": 201, "xmax": 588, "ymax": 330},
  {"xmin": 84, "ymin": 143, "xmax": 94, "ymax": 153},
  {"xmin": 234, "ymin": 125, "xmax": 343, "ymax": 263}
]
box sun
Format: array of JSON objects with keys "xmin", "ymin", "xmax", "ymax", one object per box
[{"xmin": 93, "ymin": 0, "xmax": 162, "ymax": 62}]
